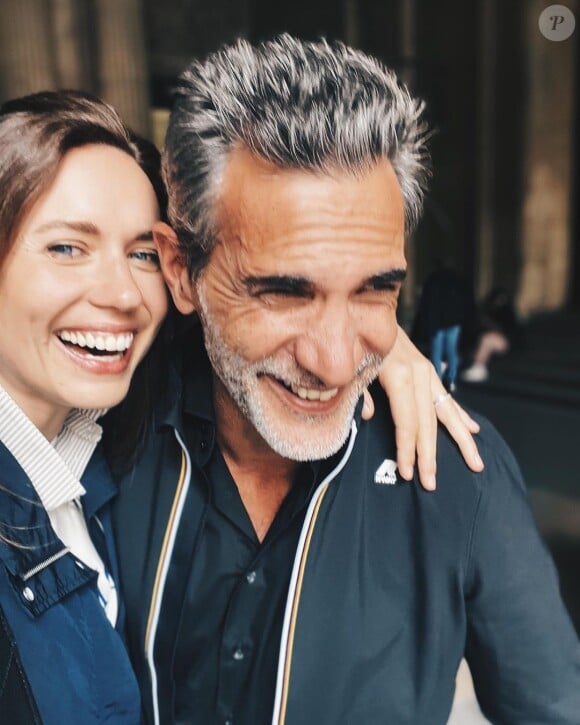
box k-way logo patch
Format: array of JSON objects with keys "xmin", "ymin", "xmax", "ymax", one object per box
[{"xmin": 374, "ymin": 459, "xmax": 398, "ymax": 485}]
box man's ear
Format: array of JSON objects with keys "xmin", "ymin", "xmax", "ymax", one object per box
[{"xmin": 154, "ymin": 222, "xmax": 197, "ymax": 314}]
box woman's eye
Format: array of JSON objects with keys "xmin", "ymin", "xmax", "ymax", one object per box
[
  {"xmin": 47, "ymin": 243, "xmax": 81, "ymax": 258},
  {"xmin": 130, "ymin": 249, "xmax": 161, "ymax": 270}
]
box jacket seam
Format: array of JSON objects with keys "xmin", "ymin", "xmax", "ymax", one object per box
[{"xmin": 464, "ymin": 470, "xmax": 485, "ymax": 595}]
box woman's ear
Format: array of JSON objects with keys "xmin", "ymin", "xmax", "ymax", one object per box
[{"xmin": 154, "ymin": 222, "xmax": 197, "ymax": 314}]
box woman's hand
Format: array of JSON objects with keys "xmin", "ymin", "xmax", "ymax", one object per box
[{"xmin": 362, "ymin": 326, "xmax": 484, "ymax": 491}]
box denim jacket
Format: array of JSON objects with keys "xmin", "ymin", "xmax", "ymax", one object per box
[{"xmin": 0, "ymin": 441, "xmax": 141, "ymax": 724}]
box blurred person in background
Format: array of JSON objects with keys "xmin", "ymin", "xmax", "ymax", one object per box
[
  {"xmin": 412, "ymin": 261, "xmax": 475, "ymax": 391},
  {"xmin": 462, "ymin": 287, "xmax": 522, "ymax": 382}
]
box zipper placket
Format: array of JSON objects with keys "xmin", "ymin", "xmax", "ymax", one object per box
[
  {"xmin": 21, "ymin": 546, "xmax": 70, "ymax": 581},
  {"xmin": 271, "ymin": 420, "xmax": 358, "ymax": 725}
]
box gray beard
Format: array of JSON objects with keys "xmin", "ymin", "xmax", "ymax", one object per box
[{"xmin": 196, "ymin": 285, "xmax": 384, "ymax": 461}]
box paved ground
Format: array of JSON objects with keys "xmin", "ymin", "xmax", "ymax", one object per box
[{"xmin": 448, "ymin": 661, "xmax": 489, "ymax": 724}]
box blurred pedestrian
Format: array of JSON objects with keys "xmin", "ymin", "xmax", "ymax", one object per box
[
  {"xmin": 413, "ymin": 262, "xmax": 474, "ymax": 391},
  {"xmin": 462, "ymin": 287, "xmax": 521, "ymax": 382}
]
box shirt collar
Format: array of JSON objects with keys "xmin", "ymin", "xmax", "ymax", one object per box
[
  {"xmin": 0, "ymin": 385, "xmax": 103, "ymax": 511},
  {"xmin": 156, "ymin": 321, "xmax": 216, "ymax": 425}
]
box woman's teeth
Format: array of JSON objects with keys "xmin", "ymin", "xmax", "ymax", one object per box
[{"xmin": 58, "ymin": 330, "xmax": 134, "ymax": 353}]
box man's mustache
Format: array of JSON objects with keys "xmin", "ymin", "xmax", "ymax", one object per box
[{"xmin": 251, "ymin": 353, "xmax": 385, "ymax": 390}]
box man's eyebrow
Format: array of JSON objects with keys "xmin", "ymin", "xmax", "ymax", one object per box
[
  {"xmin": 362, "ymin": 269, "xmax": 407, "ymax": 290},
  {"xmin": 244, "ymin": 271, "xmax": 407, "ymax": 295},
  {"xmin": 243, "ymin": 275, "xmax": 315, "ymax": 296}
]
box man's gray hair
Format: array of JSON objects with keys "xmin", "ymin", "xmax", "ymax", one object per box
[{"xmin": 163, "ymin": 34, "xmax": 430, "ymax": 276}]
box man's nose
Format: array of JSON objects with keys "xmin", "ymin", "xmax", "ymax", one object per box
[
  {"xmin": 89, "ymin": 258, "xmax": 143, "ymax": 311},
  {"xmin": 293, "ymin": 301, "xmax": 364, "ymax": 388}
]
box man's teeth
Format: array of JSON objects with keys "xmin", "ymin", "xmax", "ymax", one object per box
[
  {"xmin": 58, "ymin": 330, "xmax": 134, "ymax": 353},
  {"xmin": 290, "ymin": 384, "xmax": 339, "ymax": 402}
]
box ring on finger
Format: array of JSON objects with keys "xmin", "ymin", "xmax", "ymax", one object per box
[{"xmin": 433, "ymin": 392, "xmax": 452, "ymax": 409}]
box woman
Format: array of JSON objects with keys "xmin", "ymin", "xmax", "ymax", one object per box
[{"xmin": 0, "ymin": 90, "xmax": 168, "ymax": 723}]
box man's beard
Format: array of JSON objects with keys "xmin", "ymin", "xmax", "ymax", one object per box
[{"xmin": 196, "ymin": 287, "xmax": 384, "ymax": 461}]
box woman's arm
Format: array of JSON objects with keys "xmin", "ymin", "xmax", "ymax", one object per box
[{"xmin": 364, "ymin": 326, "xmax": 484, "ymax": 491}]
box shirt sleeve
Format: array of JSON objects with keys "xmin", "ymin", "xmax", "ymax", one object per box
[{"xmin": 464, "ymin": 424, "xmax": 580, "ymax": 724}]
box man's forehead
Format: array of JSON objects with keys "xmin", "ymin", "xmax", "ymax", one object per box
[
  {"xmin": 217, "ymin": 146, "xmax": 401, "ymax": 193},
  {"xmin": 213, "ymin": 147, "xmax": 405, "ymax": 246}
]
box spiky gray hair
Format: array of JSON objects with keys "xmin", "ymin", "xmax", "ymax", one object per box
[{"xmin": 163, "ymin": 34, "xmax": 430, "ymax": 276}]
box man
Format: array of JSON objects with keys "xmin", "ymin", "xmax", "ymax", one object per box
[{"xmin": 114, "ymin": 36, "xmax": 580, "ymax": 724}]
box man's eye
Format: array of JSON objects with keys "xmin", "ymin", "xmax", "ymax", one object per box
[
  {"xmin": 256, "ymin": 289, "xmax": 313, "ymax": 307},
  {"xmin": 356, "ymin": 286, "xmax": 400, "ymax": 306},
  {"xmin": 361, "ymin": 281, "xmax": 400, "ymax": 295},
  {"xmin": 130, "ymin": 249, "xmax": 161, "ymax": 270}
]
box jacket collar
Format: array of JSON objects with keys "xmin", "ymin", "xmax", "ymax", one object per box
[
  {"xmin": 155, "ymin": 320, "xmax": 214, "ymax": 423},
  {"xmin": 0, "ymin": 442, "xmax": 116, "ymax": 566}
]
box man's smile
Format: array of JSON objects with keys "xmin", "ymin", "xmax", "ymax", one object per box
[{"xmin": 261, "ymin": 372, "xmax": 342, "ymax": 411}]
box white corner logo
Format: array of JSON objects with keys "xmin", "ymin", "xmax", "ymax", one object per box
[
  {"xmin": 539, "ymin": 5, "xmax": 575, "ymax": 41},
  {"xmin": 374, "ymin": 459, "xmax": 398, "ymax": 485}
]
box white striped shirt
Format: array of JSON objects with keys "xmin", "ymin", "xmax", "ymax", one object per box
[{"xmin": 0, "ymin": 385, "xmax": 118, "ymax": 625}]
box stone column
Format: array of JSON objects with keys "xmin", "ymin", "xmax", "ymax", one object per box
[
  {"xmin": 51, "ymin": 0, "xmax": 94, "ymax": 89},
  {"xmin": 94, "ymin": 0, "xmax": 151, "ymax": 136},
  {"xmin": 516, "ymin": 0, "xmax": 577, "ymax": 315},
  {"xmin": 474, "ymin": 0, "xmax": 497, "ymax": 300},
  {"xmin": 0, "ymin": 0, "xmax": 56, "ymax": 99},
  {"xmin": 399, "ymin": 0, "xmax": 418, "ymax": 315},
  {"xmin": 343, "ymin": 0, "xmax": 360, "ymax": 48}
]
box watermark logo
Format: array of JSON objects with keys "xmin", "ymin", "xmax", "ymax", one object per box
[{"xmin": 539, "ymin": 5, "xmax": 575, "ymax": 41}]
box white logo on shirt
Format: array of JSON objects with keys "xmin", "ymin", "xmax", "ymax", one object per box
[{"xmin": 374, "ymin": 459, "xmax": 398, "ymax": 485}]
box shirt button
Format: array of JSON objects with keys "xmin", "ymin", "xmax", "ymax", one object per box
[
  {"xmin": 246, "ymin": 570, "xmax": 257, "ymax": 584},
  {"xmin": 232, "ymin": 647, "xmax": 244, "ymax": 661},
  {"xmin": 22, "ymin": 586, "xmax": 35, "ymax": 602}
]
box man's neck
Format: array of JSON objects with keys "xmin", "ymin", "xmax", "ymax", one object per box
[{"xmin": 213, "ymin": 376, "xmax": 300, "ymax": 542}]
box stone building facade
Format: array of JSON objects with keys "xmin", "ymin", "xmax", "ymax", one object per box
[{"xmin": 0, "ymin": 0, "xmax": 577, "ymax": 315}]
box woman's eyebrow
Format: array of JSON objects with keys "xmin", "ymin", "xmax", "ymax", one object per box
[
  {"xmin": 33, "ymin": 220, "xmax": 100, "ymax": 235},
  {"xmin": 32, "ymin": 221, "xmax": 155, "ymax": 241},
  {"xmin": 135, "ymin": 230, "xmax": 154, "ymax": 241}
]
